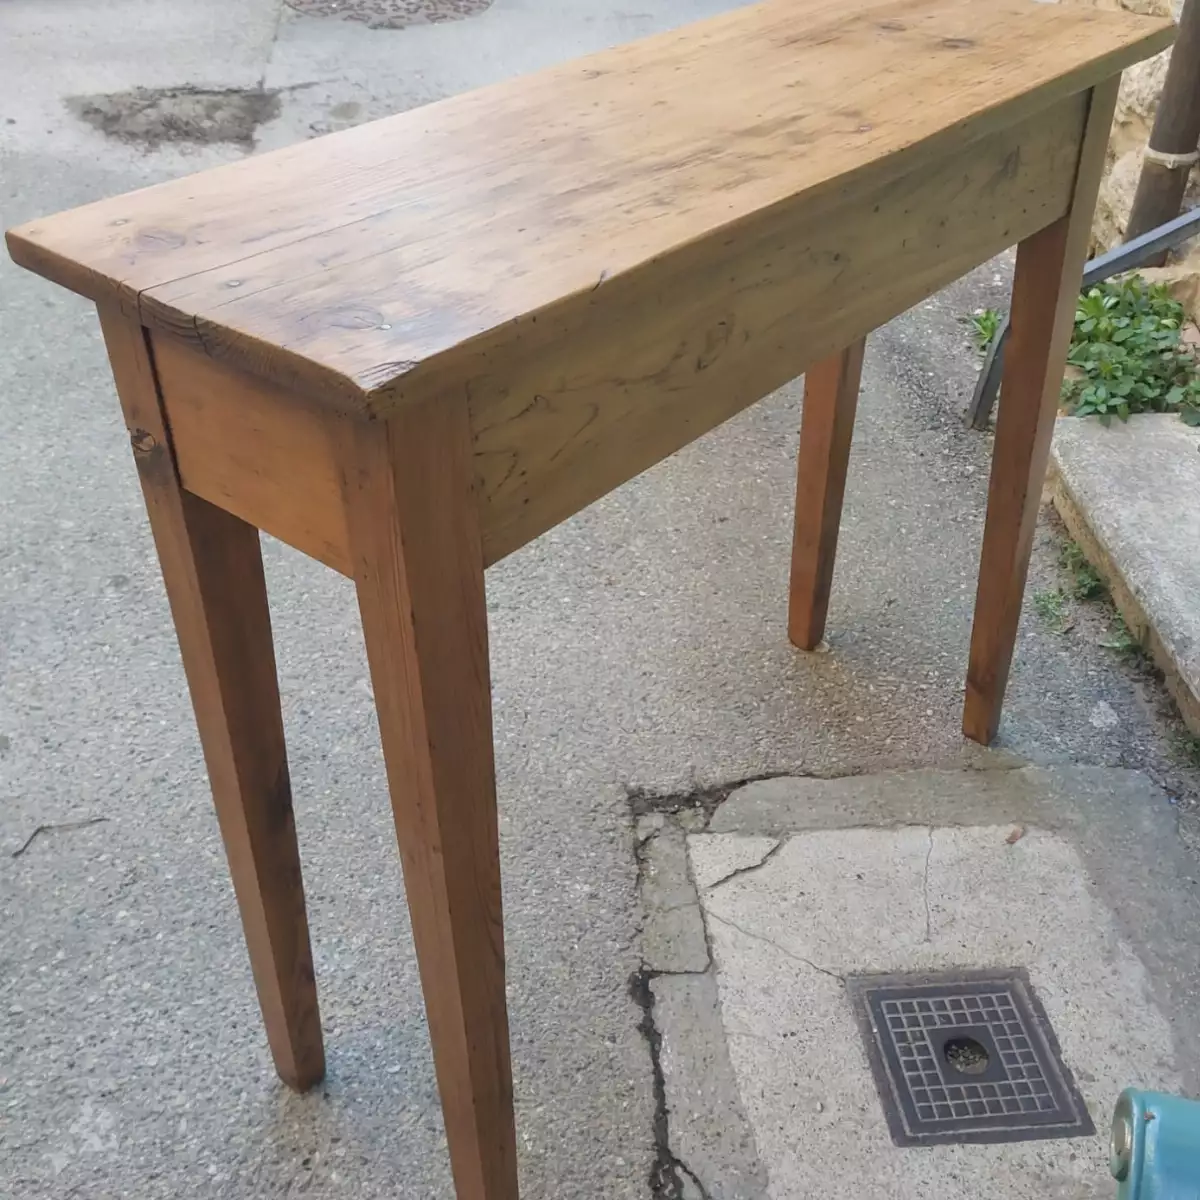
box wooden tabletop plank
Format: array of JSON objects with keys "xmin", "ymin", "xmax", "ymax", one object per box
[{"xmin": 6, "ymin": 0, "xmax": 1173, "ymax": 413}]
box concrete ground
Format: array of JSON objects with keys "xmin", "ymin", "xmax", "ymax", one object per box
[
  {"xmin": 1050, "ymin": 414, "xmax": 1200, "ymax": 737},
  {"xmin": 639, "ymin": 768, "xmax": 1200, "ymax": 1197},
  {"xmin": 2, "ymin": 2, "xmax": 1200, "ymax": 1199}
]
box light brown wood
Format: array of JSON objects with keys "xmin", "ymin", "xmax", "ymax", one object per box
[
  {"xmin": 337, "ymin": 399, "xmax": 516, "ymax": 1200},
  {"xmin": 6, "ymin": 0, "xmax": 1172, "ymax": 415},
  {"xmin": 4, "ymin": 4, "xmax": 1177, "ymax": 1189},
  {"xmin": 153, "ymin": 334, "xmax": 352, "ymax": 576},
  {"xmin": 470, "ymin": 95, "xmax": 1086, "ymax": 562},
  {"xmin": 789, "ymin": 339, "xmax": 867, "ymax": 650},
  {"xmin": 147, "ymin": 95, "xmax": 1090, "ymax": 572},
  {"xmin": 97, "ymin": 307, "xmax": 325, "ymax": 1090},
  {"xmin": 963, "ymin": 78, "xmax": 1122, "ymax": 745}
]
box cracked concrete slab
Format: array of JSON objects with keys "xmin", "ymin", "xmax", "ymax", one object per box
[
  {"xmin": 637, "ymin": 815, "xmax": 770, "ymax": 1200},
  {"xmin": 637, "ymin": 768, "xmax": 1200, "ymax": 1199},
  {"xmin": 639, "ymin": 816, "xmax": 712, "ymax": 975},
  {"xmin": 1050, "ymin": 414, "xmax": 1200, "ymax": 736},
  {"xmin": 692, "ymin": 836, "xmax": 781, "ymax": 893},
  {"xmin": 652, "ymin": 972, "xmax": 769, "ymax": 1200},
  {"xmin": 707, "ymin": 766, "xmax": 1200, "ymax": 1090},
  {"xmin": 693, "ymin": 821, "xmax": 1180, "ymax": 1197}
]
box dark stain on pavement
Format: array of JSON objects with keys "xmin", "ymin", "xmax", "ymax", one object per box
[{"xmin": 66, "ymin": 86, "xmax": 282, "ymax": 150}]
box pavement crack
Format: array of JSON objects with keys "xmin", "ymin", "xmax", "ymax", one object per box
[
  {"xmin": 260, "ymin": 1, "xmax": 287, "ymax": 89},
  {"xmin": 705, "ymin": 911, "xmax": 845, "ymax": 983},
  {"xmin": 11, "ymin": 816, "xmax": 108, "ymax": 858},
  {"xmin": 625, "ymin": 770, "xmax": 794, "ymax": 828},
  {"xmin": 676, "ymin": 1157, "xmax": 714, "ymax": 1200},
  {"xmin": 629, "ymin": 967, "xmax": 688, "ymax": 1199},
  {"xmin": 923, "ymin": 826, "xmax": 934, "ymax": 943},
  {"xmin": 703, "ymin": 837, "xmax": 785, "ymax": 892}
]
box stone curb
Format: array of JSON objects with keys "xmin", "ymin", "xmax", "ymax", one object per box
[{"xmin": 1048, "ymin": 415, "xmax": 1200, "ymax": 738}]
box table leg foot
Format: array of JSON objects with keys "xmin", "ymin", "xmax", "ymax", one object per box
[
  {"xmin": 963, "ymin": 79, "xmax": 1120, "ymax": 745},
  {"xmin": 339, "ymin": 398, "xmax": 518, "ymax": 1200},
  {"xmin": 99, "ymin": 309, "xmax": 325, "ymax": 1090},
  {"xmin": 788, "ymin": 337, "xmax": 865, "ymax": 650}
]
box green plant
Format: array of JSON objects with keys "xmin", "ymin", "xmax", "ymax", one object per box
[
  {"xmin": 1098, "ymin": 613, "xmax": 1144, "ymax": 658},
  {"xmin": 1063, "ymin": 276, "xmax": 1200, "ymax": 426},
  {"xmin": 1033, "ymin": 587, "xmax": 1069, "ymax": 633},
  {"xmin": 965, "ymin": 308, "xmax": 1000, "ymax": 354},
  {"xmin": 1059, "ymin": 540, "xmax": 1106, "ymax": 601},
  {"xmin": 1173, "ymin": 730, "xmax": 1200, "ymax": 768}
]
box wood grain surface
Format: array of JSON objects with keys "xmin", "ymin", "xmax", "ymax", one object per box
[
  {"xmin": 6, "ymin": 0, "xmax": 1172, "ymax": 415},
  {"xmin": 98, "ymin": 308, "xmax": 325, "ymax": 1090},
  {"xmin": 147, "ymin": 91, "xmax": 1090, "ymax": 570},
  {"xmin": 964, "ymin": 78, "xmax": 1122, "ymax": 744},
  {"xmin": 469, "ymin": 94, "xmax": 1086, "ymax": 562},
  {"xmin": 789, "ymin": 339, "xmax": 867, "ymax": 651},
  {"xmin": 153, "ymin": 334, "xmax": 353, "ymax": 576},
  {"xmin": 338, "ymin": 400, "xmax": 517, "ymax": 1200}
]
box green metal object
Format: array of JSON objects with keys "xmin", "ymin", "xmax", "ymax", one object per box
[{"xmin": 1111, "ymin": 1089, "xmax": 1200, "ymax": 1199}]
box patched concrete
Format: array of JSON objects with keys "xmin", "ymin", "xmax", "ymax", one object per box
[
  {"xmin": 1050, "ymin": 414, "xmax": 1200, "ymax": 735},
  {"xmin": 67, "ymin": 87, "xmax": 283, "ymax": 150},
  {"xmin": 285, "ymin": 0, "xmax": 493, "ymax": 28},
  {"xmin": 638, "ymin": 816, "xmax": 711, "ymax": 975},
  {"xmin": 651, "ymin": 973, "xmax": 768, "ymax": 1200},
  {"xmin": 672, "ymin": 769, "xmax": 1195, "ymax": 1199}
]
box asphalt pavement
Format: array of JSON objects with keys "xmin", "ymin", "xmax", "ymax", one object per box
[{"xmin": 3, "ymin": 2, "xmax": 1199, "ymax": 1198}]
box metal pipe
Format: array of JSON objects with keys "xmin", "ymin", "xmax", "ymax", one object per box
[
  {"xmin": 1126, "ymin": 0, "xmax": 1200, "ymax": 253},
  {"xmin": 1110, "ymin": 1088, "xmax": 1200, "ymax": 1198}
]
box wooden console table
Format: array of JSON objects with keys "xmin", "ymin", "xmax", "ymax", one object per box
[{"xmin": 6, "ymin": 0, "xmax": 1172, "ymax": 1194}]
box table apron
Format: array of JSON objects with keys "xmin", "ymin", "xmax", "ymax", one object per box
[{"xmin": 152, "ymin": 89, "xmax": 1089, "ymax": 575}]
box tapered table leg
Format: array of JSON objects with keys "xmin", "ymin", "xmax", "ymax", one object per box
[
  {"xmin": 338, "ymin": 396, "xmax": 518, "ymax": 1200},
  {"xmin": 964, "ymin": 78, "xmax": 1120, "ymax": 744},
  {"xmin": 99, "ymin": 307, "xmax": 324, "ymax": 1090}
]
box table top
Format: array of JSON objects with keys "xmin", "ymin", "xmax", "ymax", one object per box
[{"xmin": 7, "ymin": 0, "xmax": 1172, "ymax": 414}]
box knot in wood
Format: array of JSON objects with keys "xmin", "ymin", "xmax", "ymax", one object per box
[{"xmin": 129, "ymin": 428, "xmax": 158, "ymax": 456}]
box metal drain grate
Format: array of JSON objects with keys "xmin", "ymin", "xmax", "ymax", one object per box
[{"xmin": 847, "ymin": 969, "xmax": 1095, "ymax": 1146}]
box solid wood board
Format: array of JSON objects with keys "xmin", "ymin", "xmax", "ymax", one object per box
[
  {"xmin": 963, "ymin": 79, "xmax": 1121, "ymax": 744},
  {"xmin": 97, "ymin": 307, "xmax": 325, "ymax": 1090},
  {"xmin": 152, "ymin": 334, "xmax": 352, "ymax": 576},
  {"xmin": 337, "ymin": 401, "xmax": 517, "ymax": 1198},
  {"xmin": 470, "ymin": 92, "xmax": 1086, "ymax": 563},
  {"xmin": 6, "ymin": 0, "xmax": 1172, "ymax": 413},
  {"xmin": 145, "ymin": 91, "xmax": 1089, "ymax": 572},
  {"xmin": 788, "ymin": 339, "xmax": 867, "ymax": 650}
]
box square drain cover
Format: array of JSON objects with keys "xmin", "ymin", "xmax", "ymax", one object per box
[{"xmin": 847, "ymin": 969, "xmax": 1095, "ymax": 1146}]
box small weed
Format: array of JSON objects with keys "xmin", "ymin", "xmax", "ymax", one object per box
[
  {"xmin": 964, "ymin": 308, "xmax": 1000, "ymax": 354},
  {"xmin": 1063, "ymin": 276, "xmax": 1200, "ymax": 427},
  {"xmin": 1059, "ymin": 540, "xmax": 1106, "ymax": 601},
  {"xmin": 1173, "ymin": 730, "xmax": 1200, "ymax": 768},
  {"xmin": 1098, "ymin": 613, "xmax": 1145, "ymax": 659},
  {"xmin": 1033, "ymin": 587, "xmax": 1070, "ymax": 633}
]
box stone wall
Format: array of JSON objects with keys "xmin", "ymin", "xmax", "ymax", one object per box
[{"xmin": 1067, "ymin": 0, "xmax": 1200, "ymax": 305}]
